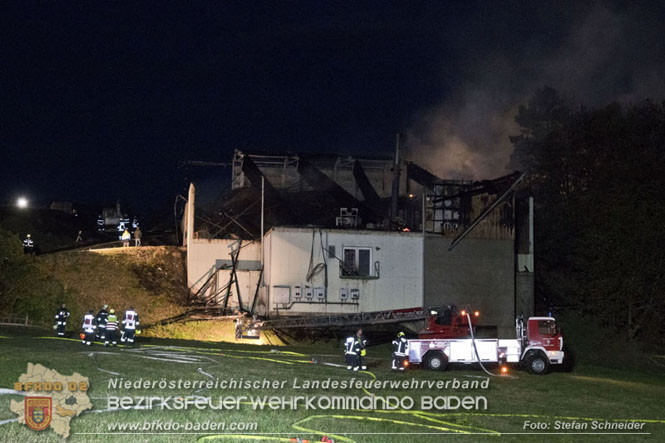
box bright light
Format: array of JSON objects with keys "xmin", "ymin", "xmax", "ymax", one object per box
[
  {"xmin": 474, "ymin": 311, "xmax": 480, "ymax": 317},
  {"xmin": 501, "ymin": 366, "xmax": 508, "ymax": 375},
  {"xmin": 460, "ymin": 310, "xmax": 467, "ymax": 317},
  {"xmin": 16, "ymin": 197, "xmax": 28, "ymax": 208}
]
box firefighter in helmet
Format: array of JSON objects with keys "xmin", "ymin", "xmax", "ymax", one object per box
[
  {"xmin": 54, "ymin": 304, "xmax": 70, "ymax": 337},
  {"xmin": 96, "ymin": 304, "xmax": 109, "ymax": 341},
  {"xmin": 344, "ymin": 328, "xmax": 367, "ymax": 371},
  {"xmin": 392, "ymin": 331, "xmax": 409, "ymax": 371},
  {"xmin": 81, "ymin": 309, "xmax": 96, "ymax": 345},
  {"xmin": 23, "ymin": 234, "xmax": 35, "ymax": 254},
  {"xmin": 355, "ymin": 328, "xmax": 367, "ymax": 371},
  {"xmin": 344, "ymin": 334, "xmax": 357, "ymax": 370},
  {"xmin": 105, "ymin": 309, "xmax": 119, "ymax": 346},
  {"xmin": 121, "ymin": 306, "xmax": 139, "ymax": 344}
]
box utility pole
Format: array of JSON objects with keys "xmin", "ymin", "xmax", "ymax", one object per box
[
  {"xmin": 187, "ymin": 183, "xmax": 195, "ymax": 247},
  {"xmin": 391, "ymin": 133, "xmax": 402, "ymax": 221},
  {"xmin": 422, "ymin": 192, "xmax": 426, "ymax": 237},
  {"xmin": 260, "ymin": 176, "xmax": 265, "ymax": 273}
]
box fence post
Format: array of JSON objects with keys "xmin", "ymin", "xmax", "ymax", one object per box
[{"xmin": 25, "ymin": 315, "xmax": 29, "ymax": 326}]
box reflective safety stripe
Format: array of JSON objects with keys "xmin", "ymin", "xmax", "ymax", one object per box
[
  {"xmin": 83, "ymin": 314, "xmax": 95, "ymax": 329},
  {"xmin": 124, "ymin": 311, "xmax": 136, "ymax": 329},
  {"xmin": 344, "ymin": 337, "xmax": 355, "ymax": 354},
  {"xmin": 393, "ymin": 337, "xmax": 408, "ymax": 354}
]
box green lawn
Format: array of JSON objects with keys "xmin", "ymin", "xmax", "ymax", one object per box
[{"xmin": 0, "ymin": 326, "xmax": 663, "ymax": 442}]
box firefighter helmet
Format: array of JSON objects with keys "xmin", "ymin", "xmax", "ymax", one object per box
[
  {"xmin": 109, "ymin": 309, "xmax": 115, "ymax": 314},
  {"xmin": 397, "ymin": 331, "xmax": 405, "ymax": 337}
]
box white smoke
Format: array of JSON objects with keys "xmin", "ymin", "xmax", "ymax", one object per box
[{"xmin": 405, "ymin": 3, "xmax": 665, "ymax": 179}]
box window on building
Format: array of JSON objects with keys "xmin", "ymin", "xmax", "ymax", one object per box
[{"xmin": 341, "ymin": 247, "xmax": 374, "ymax": 277}]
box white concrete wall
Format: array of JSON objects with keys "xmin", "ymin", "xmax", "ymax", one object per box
[
  {"xmin": 187, "ymin": 238, "xmax": 261, "ymax": 309},
  {"xmin": 262, "ymin": 227, "xmax": 424, "ymax": 315}
]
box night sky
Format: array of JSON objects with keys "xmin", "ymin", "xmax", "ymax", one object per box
[{"xmin": 2, "ymin": 1, "xmax": 664, "ymax": 215}]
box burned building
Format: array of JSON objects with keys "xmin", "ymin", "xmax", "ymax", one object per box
[{"xmin": 184, "ymin": 149, "xmax": 533, "ymax": 337}]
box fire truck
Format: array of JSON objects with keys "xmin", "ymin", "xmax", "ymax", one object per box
[
  {"xmin": 418, "ymin": 305, "xmax": 479, "ymax": 339},
  {"xmin": 407, "ymin": 315, "xmax": 564, "ymax": 375}
]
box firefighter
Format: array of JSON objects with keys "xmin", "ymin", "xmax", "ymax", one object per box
[
  {"xmin": 132, "ymin": 216, "xmax": 139, "ymax": 230},
  {"xmin": 392, "ymin": 331, "xmax": 409, "ymax": 371},
  {"xmin": 96, "ymin": 305, "xmax": 109, "ymax": 341},
  {"xmin": 355, "ymin": 328, "xmax": 367, "ymax": 371},
  {"xmin": 81, "ymin": 309, "xmax": 96, "ymax": 345},
  {"xmin": 23, "ymin": 234, "xmax": 34, "ymax": 254},
  {"xmin": 54, "ymin": 304, "xmax": 70, "ymax": 337},
  {"xmin": 117, "ymin": 221, "xmax": 125, "ymax": 240},
  {"xmin": 121, "ymin": 306, "xmax": 139, "ymax": 344},
  {"xmin": 105, "ymin": 309, "xmax": 119, "ymax": 346},
  {"xmin": 344, "ymin": 335, "xmax": 357, "ymax": 370},
  {"xmin": 97, "ymin": 215, "xmax": 105, "ymax": 232}
]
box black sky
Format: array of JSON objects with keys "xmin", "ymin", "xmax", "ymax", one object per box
[{"xmin": 2, "ymin": 1, "xmax": 664, "ymax": 214}]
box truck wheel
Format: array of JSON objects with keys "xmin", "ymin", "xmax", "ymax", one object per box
[
  {"xmin": 526, "ymin": 353, "xmax": 550, "ymax": 375},
  {"xmin": 424, "ymin": 352, "xmax": 448, "ymax": 371}
]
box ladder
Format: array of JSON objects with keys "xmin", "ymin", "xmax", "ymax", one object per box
[{"xmin": 262, "ymin": 307, "xmax": 430, "ymax": 330}]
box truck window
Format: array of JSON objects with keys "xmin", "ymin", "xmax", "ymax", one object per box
[
  {"xmin": 435, "ymin": 308, "xmax": 452, "ymax": 326},
  {"xmin": 538, "ymin": 320, "xmax": 556, "ymax": 336}
]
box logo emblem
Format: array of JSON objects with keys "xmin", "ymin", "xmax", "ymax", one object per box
[{"xmin": 25, "ymin": 397, "xmax": 52, "ymax": 431}]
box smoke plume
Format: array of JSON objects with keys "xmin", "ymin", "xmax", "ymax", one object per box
[{"xmin": 405, "ymin": 3, "xmax": 665, "ymax": 180}]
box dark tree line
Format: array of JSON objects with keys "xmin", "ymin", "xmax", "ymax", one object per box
[{"xmin": 511, "ymin": 88, "xmax": 665, "ymax": 345}]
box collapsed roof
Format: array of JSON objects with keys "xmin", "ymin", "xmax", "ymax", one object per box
[{"xmin": 193, "ymin": 150, "xmax": 524, "ymax": 241}]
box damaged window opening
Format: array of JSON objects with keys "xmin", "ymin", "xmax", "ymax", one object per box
[{"xmin": 341, "ymin": 247, "xmax": 374, "ymax": 278}]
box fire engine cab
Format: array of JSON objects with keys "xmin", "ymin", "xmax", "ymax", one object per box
[{"xmin": 407, "ymin": 315, "xmax": 564, "ymax": 375}]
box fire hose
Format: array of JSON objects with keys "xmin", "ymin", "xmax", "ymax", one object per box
[{"xmin": 464, "ymin": 312, "xmax": 498, "ymax": 377}]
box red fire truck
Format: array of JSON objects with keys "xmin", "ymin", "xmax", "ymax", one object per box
[{"xmin": 407, "ymin": 315, "xmax": 564, "ymax": 375}]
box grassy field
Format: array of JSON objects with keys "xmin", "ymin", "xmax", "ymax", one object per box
[{"xmin": 1, "ymin": 326, "xmax": 664, "ymax": 442}]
